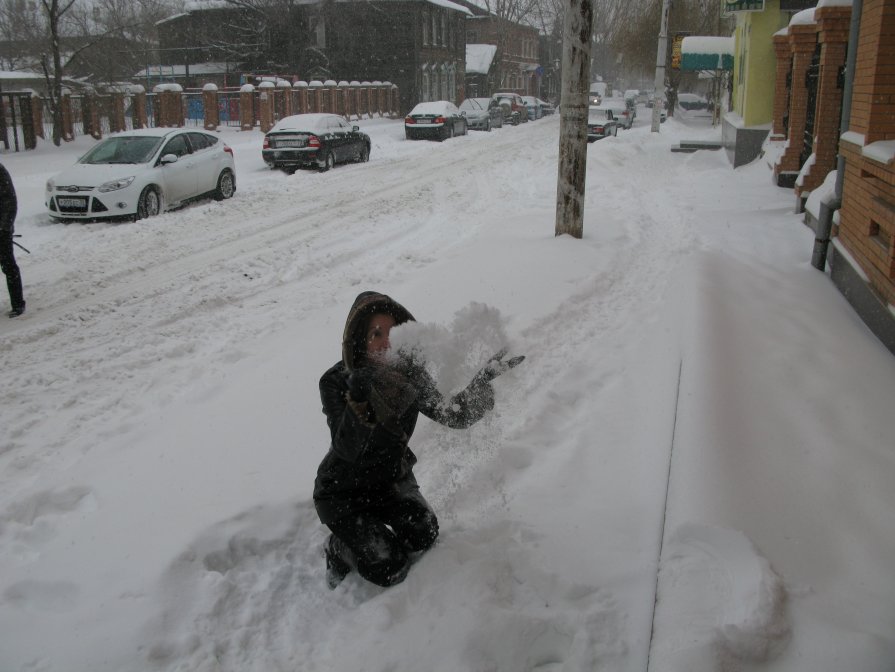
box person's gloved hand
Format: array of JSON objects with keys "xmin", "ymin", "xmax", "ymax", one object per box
[
  {"xmin": 475, "ymin": 348, "xmax": 525, "ymax": 384},
  {"xmin": 347, "ymin": 367, "xmax": 375, "ymax": 403},
  {"xmin": 372, "ymin": 365, "xmax": 419, "ymax": 418}
]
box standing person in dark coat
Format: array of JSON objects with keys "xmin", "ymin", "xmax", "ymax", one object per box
[
  {"xmin": 314, "ymin": 291, "xmax": 523, "ymax": 589},
  {"xmin": 0, "ymin": 162, "xmax": 25, "ymax": 318}
]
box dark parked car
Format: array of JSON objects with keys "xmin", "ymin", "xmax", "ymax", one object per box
[
  {"xmin": 490, "ymin": 92, "xmax": 528, "ymax": 125},
  {"xmin": 262, "ymin": 113, "xmax": 370, "ymax": 172},
  {"xmin": 459, "ymin": 98, "xmax": 503, "ymax": 131},
  {"xmin": 587, "ymin": 106, "xmax": 619, "ymax": 142},
  {"xmin": 405, "ymin": 101, "xmax": 468, "ymax": 140}
]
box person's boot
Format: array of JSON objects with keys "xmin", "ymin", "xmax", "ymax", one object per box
[
  {"xmin": 325, "ymin": 535, "xmax": 351, "ymax": 589},
  {"xmin": 7, "ymin": 301, "xmax": 24, "ymax": 318}
]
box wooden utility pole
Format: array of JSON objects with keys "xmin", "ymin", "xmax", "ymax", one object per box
[
  {"xmin": 651, "ymin": 0, "xmax": 672, "ymax": 133},
  {"xmin": 554, "ymin": 0, "xmax": 595, "ymax": 239}
]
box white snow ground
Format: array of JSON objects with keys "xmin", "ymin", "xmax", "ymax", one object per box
[{"xmin": 0, "ymin": 107, "xmax": 893, "ymax": 672}]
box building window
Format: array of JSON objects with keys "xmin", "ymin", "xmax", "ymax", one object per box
[
  {"xmin": 432, "ymin": 12, "xmax": 438, "ymax": 46},
  {"xmin": 422, "ymin": 71, "xmax": 430, "ymax": 102},
  {"xmin": 422, "ymin": 11, "xmax": 428, "ymax": 45},
  {"xmin": 441, "ymin": 15, "xmax": 447, "ymax": 47}
]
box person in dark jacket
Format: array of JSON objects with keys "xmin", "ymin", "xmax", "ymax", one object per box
[
  {"xmin": 0, "ymin": 162, "xmax": 25, "ymax": 318},
  {"xmin": 314, "ymin": 291, "xmax": 523, "ymax": 589}
]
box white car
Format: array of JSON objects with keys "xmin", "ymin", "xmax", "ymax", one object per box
[{"xmin": 46, "ymin": 127, "xmax": 236, "ymax": 222}]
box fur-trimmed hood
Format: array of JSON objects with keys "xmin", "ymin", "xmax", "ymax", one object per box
[{"xmin": 341, "ymin": 291, "xmax": 415, "ymax": 371}]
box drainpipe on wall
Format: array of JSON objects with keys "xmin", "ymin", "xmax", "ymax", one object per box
[{"xmin": 812, "ymin": 0, "xmax": 862, "ymax": 271}]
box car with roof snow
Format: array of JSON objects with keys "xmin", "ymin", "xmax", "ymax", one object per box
[
  {"xmin": 262, "ymin": 113, "xmax": 370, "ymax": 172},
  {"xmin": 587, "ymin": 106, "xmax": 619, "ymax": 141},
  {"xmin": 405, "ymin": 101, "xmax": 469, "ymax": 140},
  {"xmin": 459, "ymin": 98, "xmax": 503, "ymax": 131},
  {"xmin": 45, "ymin": 127, "xmax": 235, "ymax": 223},
  {"xmin": 490, "ymin": 92, "xmax": 528, "ymax": 125},
  {"xmin": 601, "ymin": 98, "xmax": 634, "ymax": 129}
]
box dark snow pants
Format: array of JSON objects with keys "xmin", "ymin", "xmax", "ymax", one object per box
[
  {"xmin": 326, "ymin": 490, "xmax": 438, "ymax": 587},
  {"xmin": 0, "ymin": 230, "xmax": 23, "ymax": 312}
]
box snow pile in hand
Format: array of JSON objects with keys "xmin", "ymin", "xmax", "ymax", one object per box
[
  {"xmin": 387, "ymin": 302, "xmax": 514, "ymax": 395},
  {"xmin": 650, "ymin": 523, "xmax": 790, "ymax": 671}
]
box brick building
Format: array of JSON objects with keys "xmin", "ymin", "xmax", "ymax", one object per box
[
  {"xmin": 829, "ymin": 0, "xmax": 895, "ymax": 352},
  {"xmin": 452, "ymin": 0, "xmax": 541, "ymax": 97},
  {"xmin": 155, "ymin": 0, "xmax": 470, "ymax": 113}
]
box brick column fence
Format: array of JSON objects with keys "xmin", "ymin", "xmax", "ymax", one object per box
[
  {"xmin": 239, "ymin": 84, "xmax": 255, "ymax": 131},
  {"xmin": 796, "ymin": 5, "xmax": 851, "ymax": 197},
  {"xmin": 278, "ymin": 80, "xmax": 292, "ymax": 118},
  {"xmin": 155, "ymin": 84, "xmax": 184, "ymax": 127},
  {"xmin": 203, "ymin": 83, "xmax": 219, "ymax": 131},
  {"xmin": 110, "ymin": 92, "xmax": 126, "ymax": 134},
  {"xmin": 131, "ymin": 85, "xmax": 147, "ymax": 129},
  {"xmin": 31, "ymin": 95, "xmax": 44, "ymax": 139},
  {"xmin": 772, "ymin": 33, "xmax": 791, "ymax": 139},
  {"xmin": 61, "ymin": 94, "xmax": 74, "ymax": 141},
  {"xmin": 258, "ymin": 81, "xmax": 276, "ymax": 132},
  {"xmin": 774, "ymin": 21, "xmax": 818, "ymax": 187}
]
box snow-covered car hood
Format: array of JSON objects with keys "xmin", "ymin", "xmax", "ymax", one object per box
[{"xmin": 49, "ymin": 162, "xmax": 152, "ymax": 187}]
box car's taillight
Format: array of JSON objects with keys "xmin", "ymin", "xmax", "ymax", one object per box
[
  {"xmin": 434, "ymin": 116, "xmax": 445, "ymax": 124},
  {"xmin": 262, "ymin": 137, "xmax": 270, "ymax": 149},
  {"xmin": 308, "ymin": 135, "xmax": 321, "ymax": 148},
  {"xmin": 405, "ymin": 116, "xmax": 415, "ymax": 124}
]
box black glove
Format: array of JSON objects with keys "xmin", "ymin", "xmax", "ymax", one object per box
[
  {"xmin": 473, "ymin": 348, "xmax": 525, "ymax": 385},
  {"xmin": 371, "ymin": 366, "xmax": 419, "ymax": 418},
  {"xmin": 347, "ymin": 367, "xmax": 375, "ymax": 403}
]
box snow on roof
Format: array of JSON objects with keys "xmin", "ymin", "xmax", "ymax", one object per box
[
  {"xmin": 466, "ymin": 44, "xmax": 497, "ymax": 75},
  {"xmin": 409, "ymin": 101, "xmax": 457, "ymax": 114},
  {"xmin": 790, "ymin": 8, "xmax": 817, "ymax": 25},
  {"xmin": 681, "ymin": 36, "xmax": 734, "ymax": 56},
  {"xmin": 336, "ymin": 0, "xmax": 472, "ymax": 13},
  {"xmin": 0, "ymin": 70, "xmax": 45, "ymax": 80},
  {"xmin": 817, "ymin": 0, "xmax": 853, "ymax": 6},
  {"xmin": 271, "ymin": 113, "xmax": 342, "ymax": 133},
  {"xmin": 133, "ymin": 63, "xmax": 232, "ymax": 78}
]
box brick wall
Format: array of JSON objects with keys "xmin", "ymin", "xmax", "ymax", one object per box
[
  {"xmin": 836, "ymin": 0, "xmax": 895, "ymax": 308},
  {"xmin": 774, "ymin": 23, "xmax": 817, "ymax": 179},
  {"xmin": 796, "ymin": 6, "xmax": 851, "ymax": 196},
  {"xmin": 851, "ymin": 0, "xmax": 895, "ymax": 143}
]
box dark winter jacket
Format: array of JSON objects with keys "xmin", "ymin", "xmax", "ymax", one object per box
[
  {"xmin": 0, "ymin": 163, "xmax": 17, "ymax": 233},
  {"xmin": 313, "ymin": 291, "xmax": 494, "ymax": 525}
]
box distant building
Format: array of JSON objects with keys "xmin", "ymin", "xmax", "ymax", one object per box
[{"xmin": 155, "ymin": 0, "xmax": 471, "ymax": 113}]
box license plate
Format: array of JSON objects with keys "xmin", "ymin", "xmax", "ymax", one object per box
[
  {"xmin": 57, "ymin": 197, "xmax": 86, "ymax": 208},
  {"xmin": 276, "ymin": 139, "xmax": 305, "ymax": 148}
]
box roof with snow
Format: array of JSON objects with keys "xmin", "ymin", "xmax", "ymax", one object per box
[
  {"xmin": 133, "ymin": 63, "xmax": 233, "ymax": 78},
  {"xmin": 466, "ymin": 44, "xmax": 497, "ymax": 75}
]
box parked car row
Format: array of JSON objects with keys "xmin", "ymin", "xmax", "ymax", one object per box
[
  {"xmin": 404, "ymin": 93, "xmax": 555, "ymax": 142},
  {"xmin": 43, "ymin": 94, "xmax": 561, "ymax": 224}
]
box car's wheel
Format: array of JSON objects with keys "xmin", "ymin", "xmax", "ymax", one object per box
[
  {"xmin": 136, "ymin": 185, "xmax": 160, "ymax": 221},
  {"xmin": 319, "ymin": 151, "xmax": 335, "ymax": 172},
  {"xmin": 213, "ymin": 169, "xmax": 235, "ymax": 201},
  {"xmin": 357, "ymin": 144, "xmax": 370, "ymax": 162}
]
